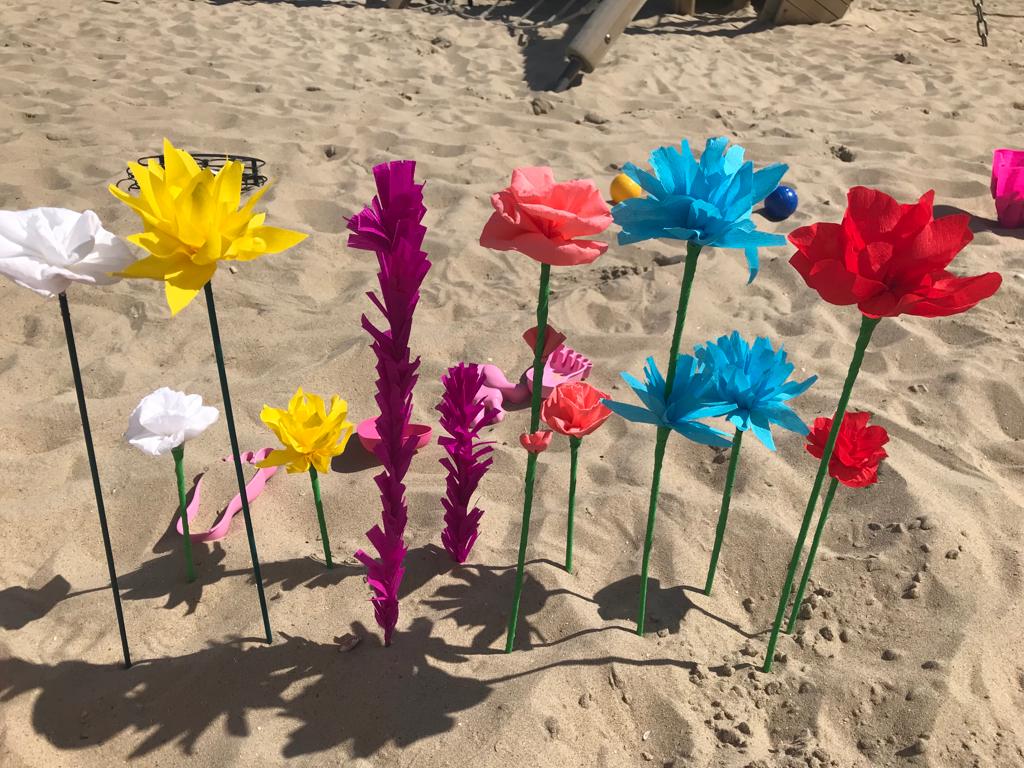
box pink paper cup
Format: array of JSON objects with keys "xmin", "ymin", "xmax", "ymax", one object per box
[{"xmin": 991, "ymin": 148, "xmax": 1024, "ymax": 228}]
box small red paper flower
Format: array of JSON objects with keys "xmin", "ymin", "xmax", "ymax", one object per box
[
  {"xmin": 480, "ymin": 167, "xmax": 612, "ymax": 267},
  {"xmin": 520, "ymin": 430, "xmax": 553, "ymax": 453},
  {"xmin": 541, "ymin": 381, "xmax": 612, "ymax": 439},
  {"xmin": 805, "ymin": 411, "xmax": 889, "ymax": 488},
  {"xmin": 789, "ymin": 187, "xmax": 1002, "ymax": 318}
]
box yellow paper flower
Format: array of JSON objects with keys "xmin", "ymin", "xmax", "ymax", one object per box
[
  {"xmin": 109, "ymin": 138, "xmax": 307, "ymax": 315},
  {"xmin": 258, "ymin": 388, "xmax": 355, "ymax": 474}
]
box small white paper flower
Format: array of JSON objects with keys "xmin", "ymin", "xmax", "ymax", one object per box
[
  {"xmin": 127, "ymin": 387, "xmax": 219, "ymax": 457},
  {"xmin": 0, "ymin": 207, "xmax": 136, "ymax": 298}
]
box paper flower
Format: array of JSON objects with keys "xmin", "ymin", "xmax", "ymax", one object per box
[
  {"xmin": 350, "ymin": 160, "xmax": 431, "ymax": 646},
  {"xmin": 126, "ymin": 387, "xmax": 219, "ymax": 457},
  {"xmin": 109, "ymin": 138, "xmax": 307, "ymax": 315},
  {"xmin": 696, "ymin": 332, "xmax": 817, "ymax": 450},
  {"xmin": 257, "ymin": 388, "xmax": 354, "ymax": 474},
  {"xmin": 520, "ymin": 430, "xmax": 553, "ymax": 453},
  {"xmin": 603, "ymin": 356, "xmax": 734, "ymax": 448},
  {"xmin": 479, "ymin": 167, "xmax": 612, "ymax": 266},
  {"xmin": 612, "ymin": 137, "xmax": 788, "ymax": 282},
  {"xmin": 0, "ymin": 208, "xmax": 135, "ymax": 297},
  {"xmin": 542, "ymin": 381, "xmax": 612, "ymax": 438},
  {"xmin": 789, "ymin": 187, "xmax": 1002, "ymax": 318},
  {"xmin": 438, "ymin": 363, "xmax": 499, "ymax": 564},
  {"xmin": 805, "ymin": 411, "xmax": 889, "ymax": 488}
]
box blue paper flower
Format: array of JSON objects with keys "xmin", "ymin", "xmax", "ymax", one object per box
[
  {"xmin": 612, "ymin": 137, "xmax": 789, "ymax": 282},
  {"xmin": 602, "ymin": 355, "xmax": 735, "ymax": 448},
  {"xmin": 695, "ymin": 331, "xmax": 817, "ymax": 451}
]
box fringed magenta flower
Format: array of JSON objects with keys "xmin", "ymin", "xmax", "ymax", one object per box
[
  {"xmin": 612, "ymin": 137, "xmax": 789, "ymax": 282},
  {"xmin": 696, "ymin": 331, "xmax": 816, "ymax": 451},
  {"xmin": 602, "ymin": 355, "xmax": 734, "ymax": 448}
]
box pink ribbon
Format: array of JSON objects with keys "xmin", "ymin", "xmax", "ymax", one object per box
[{"xmin": 173, "ymin": 448, "xmax": 280, "ymax": 543}]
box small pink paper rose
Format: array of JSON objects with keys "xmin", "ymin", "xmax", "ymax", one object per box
[{"xmin": 519, "ymin": 430, "xmax": 553, "ymax": 454}]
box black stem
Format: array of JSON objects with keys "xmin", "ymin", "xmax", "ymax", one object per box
[
  {"xmin": 203, "ymin": 281, "xmax": 272, "ymax": 644},
  {"xmin": 58, "ymin": 292, "xmax": 131, "ymax": 669}
]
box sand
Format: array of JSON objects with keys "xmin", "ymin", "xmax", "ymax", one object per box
[{"xmin": 1, "ymin": 0, "xmax": 1023, "ymax": 765}]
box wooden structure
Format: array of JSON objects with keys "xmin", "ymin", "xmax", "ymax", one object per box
[{"xmin": 757, "ymin": 0, "xmax": 852, "ymax": 24}]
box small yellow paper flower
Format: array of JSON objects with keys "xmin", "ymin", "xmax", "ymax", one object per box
[
  {"xmin": 109, "ymin": 138, "xmax": 307, "ymax": 315},
  {"xmin": 258, "ymin": 388, "xmax": 355, "ymax": 474}
]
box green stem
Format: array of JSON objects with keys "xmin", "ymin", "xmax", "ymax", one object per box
[
  {"xmin": 566, "ymin": 436, "xmax": 581, "ymax": 573},
  {"xmin": 636, "ymin": 242, "xmax": 701, "ymax": 636},
  {"xmin": 785, "ymin": 477, "xmax": 840, "ymax": 634},
  {"xmin": 172, "ymin": 446, "xmax": 196, "ymax": 583},
  {"xmin": 762, "ymin": 314, "xmax": 879, "ymax": 672},
  {"xmin": 309, "ymin": 466, "xmax": 333, "ymax": 569},
  {"xmin": 204, "ymin": 281, "xmax": 273, "ymax": 644},
  {"xmin": 59, "ymin": 292, "xmax": 131, "ymax": 669},
  {"xmin": 505, "ymin": 262, "xmax": 551, "ymax": 653},
  {"xmin": 704, "ymin": 428, "xmax": 744, "ymax": 596}
]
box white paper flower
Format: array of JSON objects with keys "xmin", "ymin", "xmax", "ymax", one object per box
[
  {"xmin": 0, "ymin": 207, "xmax": 136, "ymax": 298},
  {"xmin": 126, "ymin": 388, "xmax": 220, "ymax": 457}
]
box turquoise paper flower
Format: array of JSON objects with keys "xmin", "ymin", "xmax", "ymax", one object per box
[
  {"xmin": 695, "ymin": 331, "xmax": 816, "ymax": 451},
  {"xmin": 612, "ymin": 137, "xmax": 788, "ymax": 282},
  {"xmin": 602, "ymin": 355, "xmax": 734, "ymax": 448}
]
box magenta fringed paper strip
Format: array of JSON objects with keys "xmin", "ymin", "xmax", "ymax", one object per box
[
  {"xmin": 349, "ymin": 160, "xmax": 430, "ymax": 646},
  {"xmin": 437, "ymin": 363, "xmax": 499, "ymax": 563}
]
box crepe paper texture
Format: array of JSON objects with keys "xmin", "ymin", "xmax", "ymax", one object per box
[
  {"xmin": 0, "ymin": 207, "xmax": 136, "ymax": 297},
  {"xmin": 437, "ymin": 363, "xmax": 500, "ymax": 564},
  {"xmin": 785, "ymin": 412, "xmax": 889, "ymax": 633},
  {"xmin": 127, "ymin": 387, "xmax": 219, "ymax": 582},
  {"xmin": 603, "ymin": 352, "xmax": 736, "ymax": 632},
  {"xmin": 349, "ymin": 160, "xmax": 431, "ymax": 646},
  {"xmin": 173, "ymin": 448, "xmax": 280, "ymax": 542},
  {"xmin": 612, "ymin": 137, "xmax": 788, "ymax": 282},
  {"xmin": 519, "ymin": 430, "xmax": 553, "ymax": 453},
  {"xmin": 110, "ymin": 138, "xmax": 307, "ymax": 316},
  {"xmin": 480, "ymin": 167, "xmax": 611, "ymax": 653},
  {"xmin": 258, "ymin": 388, "xmax": 355, "ymax": 569},
  {"xmin": 991, "ymin": 148, "xmax": 1024, "ymax": 228},
  {"xmin": 694, "ymin": 332, "xmax": 816, "ymax": 594},
  {"xmin": 763, "ymin": 187, "xmax": 1002, "ymax": 673},
  {"xmin": 542, "ymin": 381, "xmax": 612, "ymax": 572},
  {"xmin": 608, "ymin": 136, "xmax": 789, "ymax": 639},
  {"xmin": 475, "ymin": 325, "xmax": 592, "ymax": 422},
  {"xmin": 480, "ymin": 166, "xmax": 612, "ymax": 266},
  {"xmin": 0, "ymin": 208, "xmax": 134, "ymax": 668},
  {"xmin": 127, "ymin": 388, "xmax": 220, "ymax": 457},
  {"xmin": 789, "ymin": 187, "xmax": 1002, "ymax": 318}
]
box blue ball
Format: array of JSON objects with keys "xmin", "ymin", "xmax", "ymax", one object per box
[{"xmin": 763, "ymin": 185, "xmax": 799, "ymax": 221}]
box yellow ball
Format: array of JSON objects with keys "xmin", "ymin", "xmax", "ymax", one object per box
[{"xmin": 610, "ymin": 173, "xmax": 643, "ymax": 204}]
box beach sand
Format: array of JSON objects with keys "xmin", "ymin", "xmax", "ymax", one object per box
[{"xmin": 1, "ymin": 0, "xmax": 1023, "ymax": 765}]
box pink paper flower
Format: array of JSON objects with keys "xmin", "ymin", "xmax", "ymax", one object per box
[
  {"xmin": 480, "ymin": 167, "xmax": 612, "ymax": 266},
  {"xmin": 520, "ymin": 430, "xmax": 552, "ymax": 453}
]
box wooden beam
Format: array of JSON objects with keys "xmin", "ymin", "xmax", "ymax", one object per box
[{"xmin": 672, "ymin": 0, "xmax": 697, "ymax": 13}]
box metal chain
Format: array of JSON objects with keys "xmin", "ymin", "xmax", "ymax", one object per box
[{"xmin": 973, "ymin": 0, "xmax": 989, "ymax": 47}]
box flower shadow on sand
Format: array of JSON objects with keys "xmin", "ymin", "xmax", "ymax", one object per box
[{"xmin": 0, "ymin": 620, "xmax": 490, "ymax": 760}]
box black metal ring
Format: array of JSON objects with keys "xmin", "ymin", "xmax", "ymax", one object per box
[{"xmin": 124, "ymin": 153, "xmax": 268, "ymax": 192}]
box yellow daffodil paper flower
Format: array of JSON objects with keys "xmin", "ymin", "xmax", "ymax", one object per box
[
  {"xmin": 109, "ymin": 138, "xmax": 307, "ymax": 316},
  {"xmin": 258, "ymin": 388, "xmax": 355, "ymax": 474}
]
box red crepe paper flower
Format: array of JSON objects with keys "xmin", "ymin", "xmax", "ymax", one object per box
[
  {"xmin": 805, "ymin": 411, "xmax": 889, "ymax": 488},
  {"xmin": 480, "ymin": 167, "xmax": 612, "ymax": 266},
  {"xmin": 789, "ymin": 187, "xmax": 1002, "ymax": 318},
  {"xmin": 520, "ymin": 430, "xmax": 552, "ymax": 453},
  {"xmin": 542, "ymin": 381, "xmax": 612, "ymax": 439}
]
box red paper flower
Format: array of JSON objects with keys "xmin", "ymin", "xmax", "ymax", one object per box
[
  {"xmin": 541, "ymin": 381, "xmax": 612, "ymax": 439},
  {"xmin": 520, "ymin": 430, "xmax": 553, "ymax": 453},
  {"xmin": 789, "ymin": 187, "xmax": 1001, "ymax": 318},
  {"xmin": 480, "ymin": 167, "xmax": 612, "ymax": 266},
  {"xmin": 805, "ymin": 411, "xmax": 889, "ymax": 488}
]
